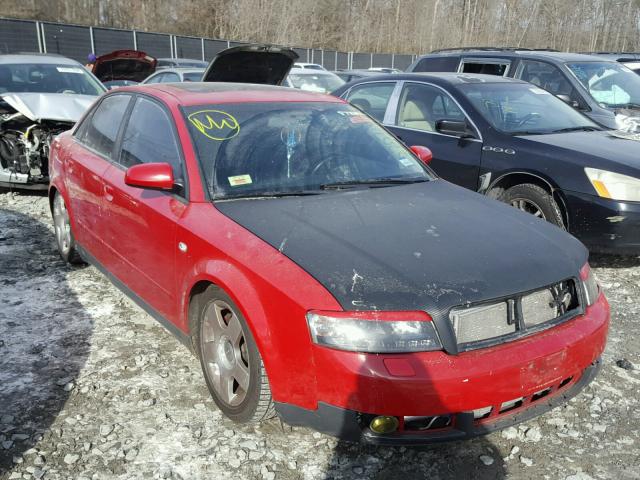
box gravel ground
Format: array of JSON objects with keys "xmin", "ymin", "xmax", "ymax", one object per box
[{"xmin": 0, "ymin": 191, "xmax": 639, "ymax": 480}]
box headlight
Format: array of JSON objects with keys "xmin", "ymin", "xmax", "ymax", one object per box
[
  {"xmin": 580, "ymin": 263, "xmax": 600, "ymax": 306},
  {"xmin": 306, "ymin": 310, "xmax": 441, "ymax": 353},
  {"xmin": 585, "ymin": 167, "xmax": 640, "ymax": 202}
]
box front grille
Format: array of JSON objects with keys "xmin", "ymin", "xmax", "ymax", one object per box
[{"xmin": 449, "ymin": 279, "xmax": 581, "ymax": 351}]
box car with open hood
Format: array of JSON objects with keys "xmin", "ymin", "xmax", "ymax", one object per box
[
  {"xmin": 333, "ymin": 72, "xmax": 640, "ymax": 254},
  {"xmin": 91, "ymin": 49, "xmax": 157, "ymax": 89},
  {"xmin": 48, "ymin": 78, "xmax": 608, "ymax": 444},
  {"xmin": 0, "ymin": 53, "xmax": 105, "ymax": 188}
]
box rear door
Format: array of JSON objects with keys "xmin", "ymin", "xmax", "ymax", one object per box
[
  {"xmin": 385, "ymin": 81, "xmax": 483, "ymax": 190},
  {"xmin": 101, "ymin": 95, "xmax": 187, "ymax": 320},
  {"xmin": 66, "ymin": 94, "xmax": 132, "ymax": 261}
]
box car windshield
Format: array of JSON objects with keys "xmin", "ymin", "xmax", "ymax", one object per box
[
  {"xmin": 0, "ymin": 63, "xmax": 105, "ymax": 95},
  {"xmin": 287, "ymin": 73, "xmax": 345, "ymax": 93},
  {"xmin": 566, "ymin": 61, "xmax": 640, "ymax": 108},
  {"xmin": 184, "ymin": 102, "xmax": 431, "ymax": 199},
  {"xmin": 458, "ymin": 82, "xmax": 599, "ymax": 134}
]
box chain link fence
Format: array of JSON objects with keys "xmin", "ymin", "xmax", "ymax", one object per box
[{"xmin": 0, "ymin": 17, "xmax": 416, "ymax": 71}]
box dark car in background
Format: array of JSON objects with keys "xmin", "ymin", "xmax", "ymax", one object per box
[
  {"xmin": 333, "ymin": 73, "xmax": 640, "ymax": 254},
  {"xmin": 408, "ymin": 48, "xmax": 640, "ymax": 132},
  {"xmin": 334, "ymin": 69, "xmax": 381, "ymax": 83}
]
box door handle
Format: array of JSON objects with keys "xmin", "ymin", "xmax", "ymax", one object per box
[{"xmin": 104, "ymin": 185, "xmax": 114, "ymax": 202}]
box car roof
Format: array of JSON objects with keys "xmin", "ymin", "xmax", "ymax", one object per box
[
  {"xmin": 418, "ymin": 50, "xmax": 609, "ymax": 63},
  {"xmin": 288, "ymin": 67, "xmax": 337, "ymax": 75},
  {"xmin": 0, "ymin": 53, "xmax": 82, "ymax": 65},
  {"xmin": 340, "ymin": 72, "xmax": 527, "ymax": 86},
  {"xmin": 152, "ymin": 67, "xmax": 205, "ymax": 74},
  {"xmin": 118, "ymin": 82, "xmax": 345, "ymax": 106}
]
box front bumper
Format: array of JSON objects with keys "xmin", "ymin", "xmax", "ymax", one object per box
[
  {"xmin": 564, "ymin": 190, "xmax": 640, "ymax": 254},
  {"xmin": 276, "ymin": 293, "xmax": 609, "ymax": 444}
]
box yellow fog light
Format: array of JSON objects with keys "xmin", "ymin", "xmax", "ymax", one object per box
[{"xmin": 369, "ymin": 416, "xmax": 399, "ymax": 434}]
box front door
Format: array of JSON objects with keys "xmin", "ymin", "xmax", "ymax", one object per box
[
  {"xmin": 102, "ymin": 96, "xmax": 188, "ymax": 320},
  {"xmin": 386, "ymin": 82, "xmax": 483, "ymax": 190}
]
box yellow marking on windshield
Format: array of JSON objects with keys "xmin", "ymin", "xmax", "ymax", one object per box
[{"xmin": 188, "ymin": 110, "xmax": 240, "ymax": 140}]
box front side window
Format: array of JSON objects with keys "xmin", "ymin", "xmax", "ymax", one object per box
[
  {"xmin": 161, "ymin": 72, "xmax": 180, "ymax": 83},
  {"xmin": 459, "ymin": 82, "xmax": 598, "ymax": 134},
  {"xmin": 0, "ymin": 63, "xmax": 105, "ymax": 95},
  {"xmin": 567, "ymin": 61, "xmax": 640, "ymax": 108},
  {"xmin": 460, "ymin": 60, "xmax": 510, "ymax": 76},
  {"xmin": 516, "ymin": 60, "xmax": 581, "ymax": 103},
  {"xmin": 345, "ymin": 82, "xmax": 395, "ymax": 121},
  {"xmin": 119, "ymin": 97, "xmax": 182, "ymax": 178},
  {"xmin": 81, "ymin": 94, "xmax": 131, "ymax": 157},
  {"xmin": 184, "ymin": 102, "xmax": 431, "ymax": 199},
  {"xmin": 396, "ymin": 82, "xmax": 466, "ymax": 132},
  {"xmin": 183, "ymin": 71, "xmax": 204, "ymax": 82}
]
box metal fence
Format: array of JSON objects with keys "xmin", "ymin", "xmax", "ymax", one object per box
[{"xmin": 0, "ymin": 17, "xmax": 416, "ymax": 70}]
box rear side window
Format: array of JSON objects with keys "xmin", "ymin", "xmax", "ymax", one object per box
[
  {"xmin": 119, "ymin": 97, "xmax": 182, "ymax": 178},
  {"xmin": 460, "ymin": 60, "xmax": 510, "ymax": 76},
  {"xmin": 344, "ymin": 82, "xmax": 395, "ymax": 122},
  {"xmin": 81, "ymin": 94, "xmax": 131, "ymax": 158},
  {"xmin": 412, "ymin": 56, "xmax": 460, "ymax": 72}
]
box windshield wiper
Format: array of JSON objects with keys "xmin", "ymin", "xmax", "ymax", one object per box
[
  {"xmin": 320, "ymin": 178, "xmax": 428, "ymax": 190},
  {"xmin": 610, "ymin": 103, "xmax": 640, "ymax": 109},
  {"xmin": 217, "ymin": 191, "xmax": 320, "ymax": 200},
  {"xmin": 549, "ymin": 126, "xmax": 600, "ymax": 133},
  {"xmin": 509, "ymin": 130, "xmax": 548, "ymax": 136}
]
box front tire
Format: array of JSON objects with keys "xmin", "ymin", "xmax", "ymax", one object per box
[
  {"xmin": 499, "ymin": 183, "xmax": 564, "ymax": 228},
  {"xmin": 52, "ymin": 191, "xmax": 84, "ymax": 264},
  {"xmin": 194, "ymin": 286, "xmax": 275, "ymax": 423}
]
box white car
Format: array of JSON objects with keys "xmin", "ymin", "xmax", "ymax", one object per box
[
  {"xmin": 293, "ymin": 62, "xmax": 326, "ymax": 71},
  {"xmin": 284, "ymin": 68, "xmax": 344, "ymax": 93}
]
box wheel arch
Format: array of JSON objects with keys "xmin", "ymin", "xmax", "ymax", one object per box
[{"xmin": 487, "ymin": 170, "xmax": 570, "ymax": 227}]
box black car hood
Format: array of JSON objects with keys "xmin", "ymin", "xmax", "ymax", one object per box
[
  {"xmin": 216, "ymin": 181, "xmax": 587, "ymax": 316},
  {"xmin": 202, "ymin": 44, "xmax": 298, "ymax": 85},
  {"xmin": 521, "ymin": 130, "xmax": 640, "ymax": 171}
]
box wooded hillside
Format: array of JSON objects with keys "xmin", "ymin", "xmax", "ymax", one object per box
[{"xmin": 5, "ymin": 0, "xmax": 640, "ymax": 54}]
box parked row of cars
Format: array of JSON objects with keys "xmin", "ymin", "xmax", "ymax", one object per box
[{"xmin": 0, "ymin": 43, "xmax": 633, "ymax": 444}]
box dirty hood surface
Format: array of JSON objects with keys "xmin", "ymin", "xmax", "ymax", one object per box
[
  {"xmin": 216, "ymin": 180, "xmax": 587, "ymax": 316},
  {"xmin": 0, "ymin": 93, "xmax": 96, "ymax": 123}
]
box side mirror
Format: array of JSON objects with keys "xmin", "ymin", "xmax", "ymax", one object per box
[
  {"xmin": 557, "ymin": 94, "xmax": 580, "ymax": 109},
  {"xmin": 409, "ymin": 145, "xmax": 433, "ymax": 165},
  {"xmin": 125, "ymin": 163, "xmax": 175, "ymax": 190},
  {"xmin": 435, "ymin": 119, "xmax": 472, "ymax": 137}
]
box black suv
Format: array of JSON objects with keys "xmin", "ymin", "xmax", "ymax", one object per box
[
  {"xmin": 407, "ymin": 48, "xmax": 640, "ymax": 132},
  {"xmin": 332, "ymin": 73, "xmax": 640, "ymax": 254}
]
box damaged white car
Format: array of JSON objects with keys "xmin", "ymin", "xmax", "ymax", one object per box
[{"xmin": 0, "ymin": 54, "xmax": 105, "ymax": 189}]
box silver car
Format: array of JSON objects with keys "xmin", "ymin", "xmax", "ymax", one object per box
[
  {"xmin": 0, "ymin": 53, "xmax": 105, "ymax": 188},
  {"xmin": 142, "ymin": 68, "xmax": 205, "ymax": 84}
]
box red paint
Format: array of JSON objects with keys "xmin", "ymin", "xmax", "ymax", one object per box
[
  {"xmin": 125, "ymin": 163, "xmax": 175, "ymax": 190},
  {"xmin": 48, "ymin": 85, "xmax": 610, "ymax": 421},
  {"xmin": 410, "ymin": 145, "xmax": 433, "ymax": 165}
]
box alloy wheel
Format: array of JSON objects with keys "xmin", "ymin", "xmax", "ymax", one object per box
[
  {"xmin": 510, "ymin": 198, "xmax": 547, "ymax": 220},
  {"xmin": 200, "ymin": 300, "xmax": 250, "ymax": 407},
  {"xmin": 53, "ymin": 194, "xmax": 72, "ymax": 254}
]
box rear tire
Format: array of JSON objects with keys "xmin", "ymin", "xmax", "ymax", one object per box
[
  {"xmin": 194, "ymin": 285, "xmax": 275, "ymax": 423},
  {"xmin": 52, "ymin": 191, "xmax": 84, "ymax": 264},
  {"xmin": 500, "ymin": 183, "xmax": 564, "ymax": 228}
]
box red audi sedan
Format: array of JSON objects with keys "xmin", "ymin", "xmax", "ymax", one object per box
[{"xmin": 48, "ymin": 71, "xmax": 609, "ymax": 444}]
